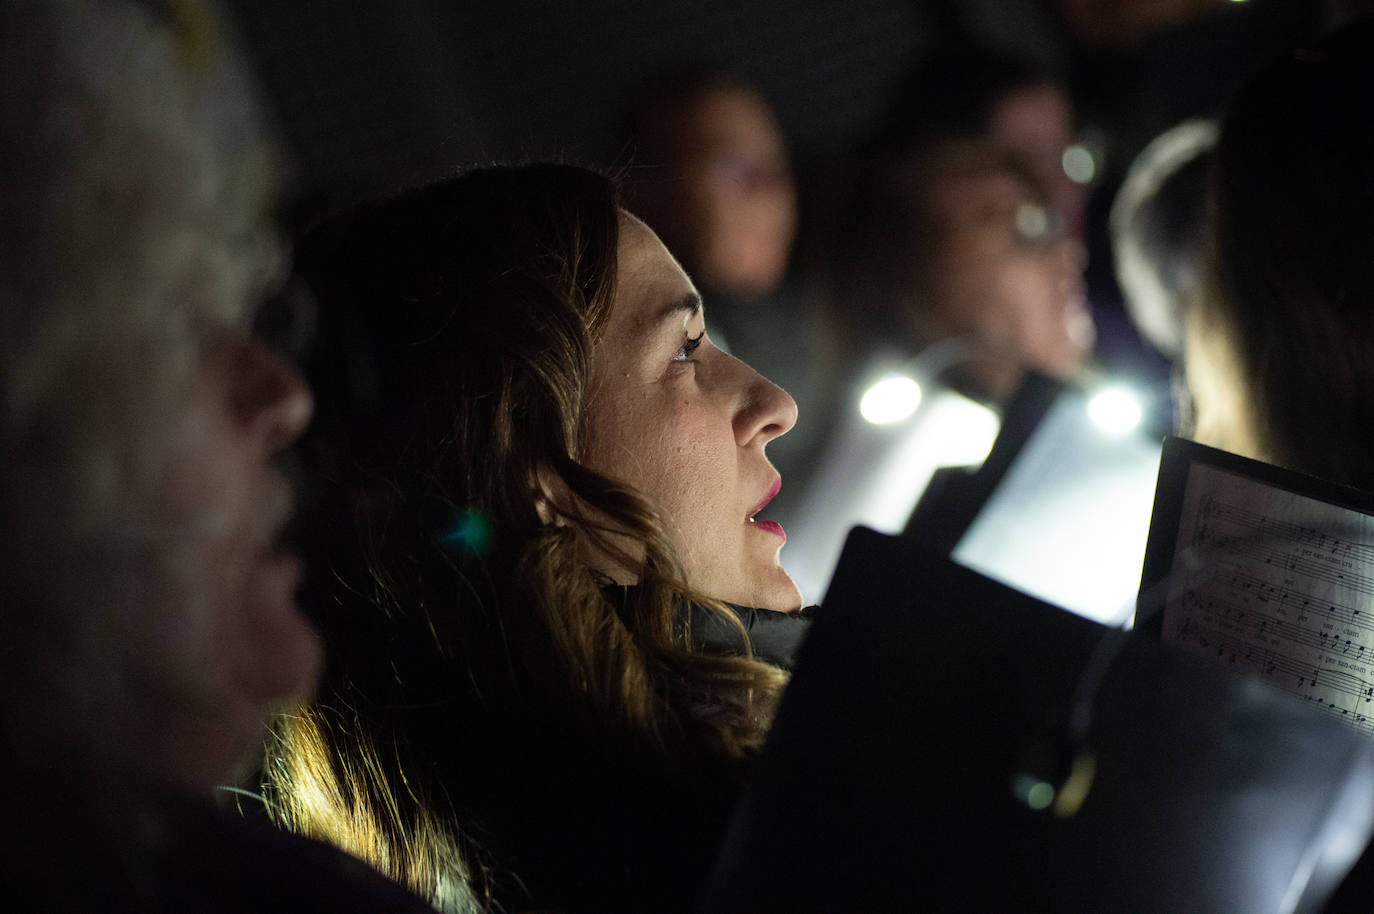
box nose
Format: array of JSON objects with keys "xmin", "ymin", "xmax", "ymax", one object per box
[
  {"xmin": 733, "ymin": 358, "xmax": 798, "ymax": 449},
  {"xmin": 231, "ymin": 337, "xmax": 314, "ymax": 454}
]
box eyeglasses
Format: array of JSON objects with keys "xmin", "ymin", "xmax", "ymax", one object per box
[{"xmin": 1014, "ymin": 201, "xmax": 1065, "ymax": 248}]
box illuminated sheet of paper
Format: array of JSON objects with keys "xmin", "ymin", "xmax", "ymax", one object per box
[
  {"xmin": 953, "ymin": 392, "xmax": 1160, "ymax": 627},
  {"xmin": 1163, "ymin": 463, "xmax": 1374, "ymax": 734}
]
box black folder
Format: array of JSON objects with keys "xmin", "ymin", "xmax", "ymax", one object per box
[{"xmin": 696, "ymin": 527, "xmax": 1374, "ymax": 912}]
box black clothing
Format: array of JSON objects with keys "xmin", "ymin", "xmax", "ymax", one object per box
[
  {"xmin": 700, "ymin": 528, "xmax": 1374, "ymax": 912},
  {"xmin": 688, "ymin": 602, "xmax": 816, "ymax": 670},
  {"xmin": 1, "ymin": 775, "xmax": 435, "ymax": 912},
  {"xmin": 465, "ymin": 590, "xmax": 815, "ymax": 912},
  {"xmin": 605, "ymin": 584, "xmax": 816, "ymax": 671}
]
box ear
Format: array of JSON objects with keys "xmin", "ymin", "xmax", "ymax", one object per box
[
  {"xmin": 533, "ymin": 465, "xmax": 639, "ymax": 586},
  {"xmin": 533, "ymin": 467, "xmax": 572, "ymax": 527}
]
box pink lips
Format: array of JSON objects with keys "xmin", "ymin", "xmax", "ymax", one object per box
[
  {"xmin": 751, "ymin": 520, "xmax": 785, "ymax": 539},
  {"xmin": 747, "ymin": 478, "xmax": 785, "ymax": 539},
  {"xmin": 749, "ymin": 477, "xmax": 781, "ymax": 518}
]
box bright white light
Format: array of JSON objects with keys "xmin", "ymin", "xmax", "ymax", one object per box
[
  {"xmin": 928, "ymin": 395, "xmax": 1000, "ymax": 466},
  {"xmin": 1062, "ymin": 144, "xmax": 1095, "ymax": 184},
  {"xmin": 1087, "ymin": 386, "xmax": 1143, "ymax": 436},
  {"xmin": 859, "ymin": 373, "xmax": 922, "ymax": 425}
]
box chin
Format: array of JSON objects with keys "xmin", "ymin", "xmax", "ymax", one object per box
[
  {"xmin": 753, "ymin": 571, "xmax": 804, "ymax": 614},
  {"xmin": 247, "ymin": 614, "xmax": 324, "ymax": 704}
]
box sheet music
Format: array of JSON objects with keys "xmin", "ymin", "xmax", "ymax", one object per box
[{"xmin": 1163, "ymin": 463, "xmax": 1374, "ymax": 735}]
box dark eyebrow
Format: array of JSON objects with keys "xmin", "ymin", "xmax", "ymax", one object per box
[
  {"xmin": 658, "ymin": 291, "xmax": 703, "ymax": 323},
  {"xmin": 636, "ymin": 290, "xmax": 703, "ymax": 335}
]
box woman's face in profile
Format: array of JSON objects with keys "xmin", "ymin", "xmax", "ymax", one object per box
[{"xmin": 581, "ymin": 212, "xmax": 803, "ymax": 612}]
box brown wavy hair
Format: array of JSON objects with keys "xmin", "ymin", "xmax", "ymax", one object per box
[{"xmin": 262, "ymin": 164, "xmax": 788, "ymax": 911}]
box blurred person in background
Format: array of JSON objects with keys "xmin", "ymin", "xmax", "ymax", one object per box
[
  {"xmin": 625, "ymin": 73, "xmax": 797, "ymax": 304},
  {"xmin": 1184, "ymin": 21, "xmax": 1374, "ymax": 492},
  {"xmin": 982, "ymin": 57, "xmax": 1088, "ymax": 242},
  {"xmin": 826, "ymin": 49, "xmax": 1093, "ymax": 407},
  {"xmin": 1109, "ymin": 118, "xmax": 1217, "ymax": 365},
  {"xmin": 774, "ymin": 49, "xmax": 1094, "ymax": 603},
  {"xmin": 0, "ymin": 1, "xmax": 433, "ymax": 908}
]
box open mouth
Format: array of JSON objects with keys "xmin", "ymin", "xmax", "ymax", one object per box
[
  {"xmin": 747, "ymin": 478, "xmax": 785, "ymax": 538},
  {"xmin": 747, "ymin": 518, "xmax": 786, "ymax": 539}
]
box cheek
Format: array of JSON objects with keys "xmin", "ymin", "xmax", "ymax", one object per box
[
  {"xmin": 702, "ymin": 199, "xmax": 751, "ymax": 260},
  {"xmin": 938, "ymin": 253, "xmax": 1006, "ymax": 335},
  {"xmin": 932, "ymin": 229, "xmax": 1001, "ymax": 315},
  {"xmin": 147, "ymin": 420, "xmax": 272, "ymax": 647},
  {"xmin": 626, "ymin": 410, "xmax": 722, "ymax": 501},
  {"xmin": 984, "ymin": 257, "xmax": 1059, "ymax": 334},
  {"xmin": 113, "ymin": 532, "xmax": 238, "ymax": 716},
  {"xmin": 584, "ymin": 395, "xmax": 682, "ymax": 522},
  {"xmin": 585, "ymin": 395, "xmax": 733, "ymax": 545},
  {"xmin": 654, "ymin": 427, "xmax": 728, "ymax": 510},
  {"xmin": 738, "ymin": 194, "xmax": 796, "ymax": 261}
]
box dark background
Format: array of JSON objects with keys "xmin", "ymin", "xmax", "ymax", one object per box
[{"xmin": 226, "ymin": 0, "xmax": 1337, "ymax": 384}]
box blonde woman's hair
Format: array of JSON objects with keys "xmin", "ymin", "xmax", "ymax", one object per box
[{"xmin": 1191, "ymin": 27, "xmax": 1374, "ymax": 490}]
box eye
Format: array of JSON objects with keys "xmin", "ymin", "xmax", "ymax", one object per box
[{"xmin": 673, "ymin": 329, "xmax": 706, "ymax": 362}]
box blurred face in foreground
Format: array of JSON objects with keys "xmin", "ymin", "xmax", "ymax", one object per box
[
  {"xmin": 0, "ymin": 0, "xmax": 322, "ymax": 796},
  {"xmin": 129, "ymin": 311, "xmax": 321, "ymax": 791},
  {"xmin": 582, "ymin": 213, "xmax": 803, "ymax": 612},
  {"xmin": 11, "ymin": 270, "xmax": 321, "ymax": 798}
]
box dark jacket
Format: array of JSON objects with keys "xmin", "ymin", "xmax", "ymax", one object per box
[
  {"xmin": 605, "ymin": 584, "xmax": 816, "ymax": 671},
  {"xmin": 688, "ymin": 601, "xmax": 816, "ymax": 670},
  {"xmin": 473, "ymin": 591, "xmax": 817, "ymax": 913},
  {"xmin": 1, "ymin": 774, "xmax": 435, "ymax": 913}
]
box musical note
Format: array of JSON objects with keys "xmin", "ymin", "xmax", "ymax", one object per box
[{"xmin": 1162, "ymin": 461, "xmax": 1374, "ymax": 737}]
